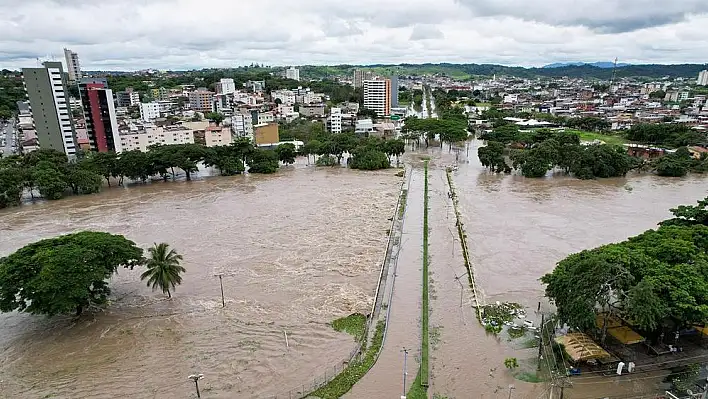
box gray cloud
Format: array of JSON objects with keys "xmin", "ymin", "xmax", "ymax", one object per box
[
  {"xmin": 455, "ymin": 0, "xmax": 707, "ymax": 33},
  {"xmin": 410, "ymin": 25, "xmax": 445, "ymax": 40},
  {"xmin": 0, "ymin": 0, "xmax": 707, "ymax": 70}
]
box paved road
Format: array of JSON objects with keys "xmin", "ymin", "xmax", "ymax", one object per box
[
  {"xmin": 345, "ymin": 167, "xmax": 425, "ymax": 398},
  {"xmin": 1, "ymin": 120, "xmax": 16, "ymax": 155}
]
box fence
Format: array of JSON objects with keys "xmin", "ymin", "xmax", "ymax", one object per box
[
  {"xmin": 268, "ymin": 168, "xmax": 409, "ymax": 399},
  {"xmin": 445, "ymin": 169, "xmax": 484, "ymax": 321}
]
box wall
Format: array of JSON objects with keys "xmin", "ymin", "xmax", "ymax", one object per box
[{"xmin": 254, "ymin": 123, "xmax": 279, "ymax": 145}]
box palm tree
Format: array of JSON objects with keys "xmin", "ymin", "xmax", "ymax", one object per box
[{"xmin": 140, "ymin": 243, "xmax": 185, "ymax": 298}]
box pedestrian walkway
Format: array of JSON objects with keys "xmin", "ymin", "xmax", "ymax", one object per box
[{"xmin": 345, "ymin": 167, "xmax": 425, "ymax": 398}]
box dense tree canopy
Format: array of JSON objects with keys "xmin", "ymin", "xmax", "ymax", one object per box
[
  {"xmin": 542, "ymin": 198, "xmax": 708, "ymax": 337},
  {"xmin": 0, "ymin": 232, "xmax": 145, "ymax": 316},
  {"xmin": 626, "ymin": 124, "xmax": 705, "ymax": 148}
]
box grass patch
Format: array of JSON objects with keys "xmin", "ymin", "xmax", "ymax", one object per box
[
  {"xmin": 571, "ymin": 130, "xmax": 628, "ymax": 146},
  {"xmin": 407, "ymin": 370, "xmax": 428, "ymax": 399},
  {"xmin": 332, "ymin": 313, "xmax": 367, "ymax": 343},
  {"xmin": 421, "ymin": 161, "xmax": 430, "ymax": 386},
  {"xmin": 399, "ymin": 189, "xmax": 408, "ymax": 219},
  {"xmin": 507, "ymin": 325, "xmax": 527, "ymax": 339},
  {"xmin": 311, "ymin": 320, "xmax": 385, "ymax": 399},
  {"xmin": 516, "ymin": 371, "xmax": 543, "ymax": 383}
]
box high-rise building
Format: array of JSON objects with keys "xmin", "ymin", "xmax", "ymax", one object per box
[
  {"xmin": 329, "ymin": 107, "xmax": 342, "ymax": 134},
  {"xmin": 363, "ymin": 78, "xmax": 391, "ymax": 117},
  {"xmin": 285, "ymin": 67, "xmax": 300, "ymax": 81},
  {"xmin": 116, "ymin": 88, "xmax": 140, "ymax": 107},
  {"xmin": 390, "ymin": 75, "xmax": 399, "ymax": 108},
  {"xmin": 216, "ymin": 78, "xmax": 236, "ymax": 95},
  {"xmin": 353, "ymin": 69, "xmax": 375, "ymax": 88},
  {"xmin": 188, "ymin": 88, "xmax": 215, "ymax": 113},
  {"xmin": 22, "ymin": 62, "xmax": 78, "ymax": 156},
  {"xmin": 78, "ymin": 78, "xmax": 120, "ymax": 152},
  {"xmin": 140, "ymin": 102, "xmax": 161, "ymax": 122},
  {"xmin": 63, "ymin": 48, "xmax": 82, "ymax": 82},
  {"xmin": 698, "ymin": 70, "xmax": 708, "ymax": 86}
]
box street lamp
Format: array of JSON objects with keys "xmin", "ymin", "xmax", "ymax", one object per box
[
  {"xmin": 188, "ymin": 374, "xmax": 204, "ymax": 398},
  {"xmin": 401, "ymin": 347, "xmax": 409, "ymax": 399}
]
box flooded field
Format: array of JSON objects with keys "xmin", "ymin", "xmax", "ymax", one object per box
[{"xmin": 0, "ymin": 166, "xmax": 400, "ymax": 398}]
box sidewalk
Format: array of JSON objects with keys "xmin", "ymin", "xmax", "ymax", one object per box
[{"xmin": 345, "ymin": 167, "xmax": 425, "ymax": 398}]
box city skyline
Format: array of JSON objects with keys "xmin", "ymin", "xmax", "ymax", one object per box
[{"xmin": 0, "ymin": 0, "xmax": 706, "ymax": 71}]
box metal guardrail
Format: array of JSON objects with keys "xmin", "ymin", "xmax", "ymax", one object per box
[{"xmin": 269, "ymin": 167, "xmax": 410, "ymax": 399}]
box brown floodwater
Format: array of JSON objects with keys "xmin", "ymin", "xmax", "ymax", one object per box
[{"xmin": 0, "ymin": 164, "xmax": 400, "ymax": 399}]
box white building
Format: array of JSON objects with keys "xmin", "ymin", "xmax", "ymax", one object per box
[
  {"xmin": 116, "ymin": 89, "xmax": 140, "ymax": 107},
  {"xmin": 363, "ymin": 79, "xmax": 391, "ymax": 117},
  {"xmin": 286, "ymin": 67, "xmax": 300, "ymax": 81},
  {"xmin": 355, "ymin": 118, "xmax": 375, "ymax": 135},
  {"xmin": 272, "ymin": 89, "xmax": 296, "ymax": 105},
  {"xmin": 257, "ymin": 111, "xmax": 275, "ymax": 125},
  {"xmin": 117, "ymin": 125, "xmax": 195, "ymax": 153},
  {"xmin": 698, "ymin": 70, "xmax": 708, "ymax": 86},
  {"xmin": 216, "ymin": 78, "xmax": 236, "ymax": 95},
  {"xmin": 231, "ymin": 113, "xmax": 254, "ymax": 138},
  {"xmin": 330, "ymin": 107, "xmax": 342, "ymax": 134},
  {"xmin": 63, "ymin": 48, "xmax": 81, "ymax": 82},
  {"xmin": 140, "ymin": 102, "xmax": 161, "ymax": 122}
]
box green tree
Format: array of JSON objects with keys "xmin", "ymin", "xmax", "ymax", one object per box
[
  {"xmin": 64, "ymin": 164, "xmax": 102, "ymax": 195},
  {"xmin": 0, "ymin": 109, "xmax": 12, "ymax": 122},
  {"xmin": 247, "ymin": 148, "xmax": 279, "ymax": 173},
  {"xmin": 0, "ymin": 232, "xmax": 145, "ymax": 316},
  {"xmin": 301, "ymin": 139, "xmax": 322, "ymax": 165},
  {"xmin": 84, "ymin": 151, "xmax": 119, "ymax": 187},
  {"xmin": 661, "ymin": 196, "xmax": 708, "ymax": 227},
  {"xmin": 504, "ymin": 357, "xmax": 519, "ymax": 370},
  {"xmin": 204, "ymin": 112, "xmax": 225, "ymax": 126},
  {"xmin": 349, "ymin": 150, "xmax": 390, "ymax": 170},
  {"xmin": 118, "ymin": 150, "xmax": 152, "ymax": 183},
  {"xmin": 140, "ymin": 243, "xmax": 185, "ymax": 299},
  {"xmin": 0, "ymin": 166, "xmax": 24, "ymax": 208},
  {"xmin": 275, "ymin": 143, "xmax": 297, "ymax": 165},
  {"xmin": 33, "ymin": 164, "xmax": 67, "ymax": 200},
  {"xmin": 478, "ymin": 141, "xmax": 510, "ymax": 173}
]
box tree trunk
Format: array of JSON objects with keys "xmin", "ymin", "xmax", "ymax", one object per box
[
  {"xmin": 106, "ymin": 177, "xmax": 111, "ymax": 188},
  {"xmin": 75, "ymin": 305, "xmax": 83, "ymax": 316},
  {"xmin": 185, "ymin": 171, "xmax": 191, "ymax": 181},
  {"xmin": 170, "ymin": 167, "xmax": 176, "ymax": 180},
  {"xmin": 167, "ymin": 290, "xmax": 171, "ymax": 299}
]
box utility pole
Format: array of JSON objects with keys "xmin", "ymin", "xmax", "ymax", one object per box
[
  {"xmin": 508, "ymin": 384, "xmax": 515, "ymax": 399},
  {"xmin": 216, "ymin": 274, "xmax": 225, "ymax": 307},
  {"xmin": 538, "ymin": 313, "xmax": 545, "ymax": 368},
  {"xmin": 188, "ymin": 374, "xmax": 204, "ymax": 398},
  {"xmin": 401, "ymin": 347, "xmax": 409, "ymax": 399}
]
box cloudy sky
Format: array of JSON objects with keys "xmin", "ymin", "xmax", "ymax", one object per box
[{"xmin": 1, "ymin": 0, "xmax": 707, "ymax": 71}]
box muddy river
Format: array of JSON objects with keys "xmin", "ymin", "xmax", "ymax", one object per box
[
  {"xmin": 1, "ymin": 142, "xmax": 706, "ymax": 399},
  {"xmin": 0, "ymin": 165, "xmax": 400, "ymax": 398}
]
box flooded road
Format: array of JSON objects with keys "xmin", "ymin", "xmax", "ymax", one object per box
[{"xmin": 0, "ymin": 165, "xmax": 400, "ymax": 398}]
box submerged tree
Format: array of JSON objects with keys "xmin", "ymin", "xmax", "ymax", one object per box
[
  {"xmin": 140, "ymin": 243, "xmax": 185, "ymax": 299},
  {"xmin": 0, "ymin": 232, "xmax": 144, "ymax": 316}
]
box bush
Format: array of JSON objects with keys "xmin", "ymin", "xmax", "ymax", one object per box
[
  {"xmin": 349, "ymin": 150, "xmax": 390, "ymax": 170},
  {"xmin": 316, "ymin": 155, "xmax": 338, "ymax": 167}
]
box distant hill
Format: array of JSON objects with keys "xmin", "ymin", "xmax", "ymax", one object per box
[
  {"xmin": 301, "ymin": 62, "xmax": 707, "ymax": 80},
  {"xmin": 543, "ymin": 62, "xmax": 631, "ymax": 69}
]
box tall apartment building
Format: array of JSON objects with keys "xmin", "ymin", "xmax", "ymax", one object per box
[
  {"xmin": 363, "ymin": 78, "xmax": 391, "ymax": 117},
  {"xmin": 140, "ymin": 102, "xmax": 161, "ymax": 122},
  {"xmin": 231, "ymin": 113, "xmax": 254, "ymax": 138},
  {"xmin": 189, "ymin": 88, "xmax": 215, "ymax": 113},
  {"xmin": 22, "ymin": 62, "xmax": 78, "ymax": 155},
  {"xmin": 286, "ymin": 67, "xmax": 300, "ymax": 81},
  {"xmin": 329, "ymin": 107, "xmax": 342, "ymax": 134},
  {"xmin": 390, "ymin": 76, "xmax": 399, "ymax": 107},
  {"xmin": 116, "ymin": 88, "xmax": 140, "ymax": 107},
  {"xmin": 117, "ymin": 125, "xmax": 194, "ymax": 153},
  {"xmin": 353, "ymin": 69, "xmax": 375, "ymax": 88},
  {"xmin": 216, "ymin": 78, "xmax": 236, "ymax": 95},
  {"xmin": 78, "ymin": 78, "xmax": 120, "ymax": 152},
  {"xmin": 63, "ymin": 48, "xmax": 82, "ymax": 82},
  {"xmin": 698, "ymin": 70, "xmax": 708, "ymax": 86}
]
